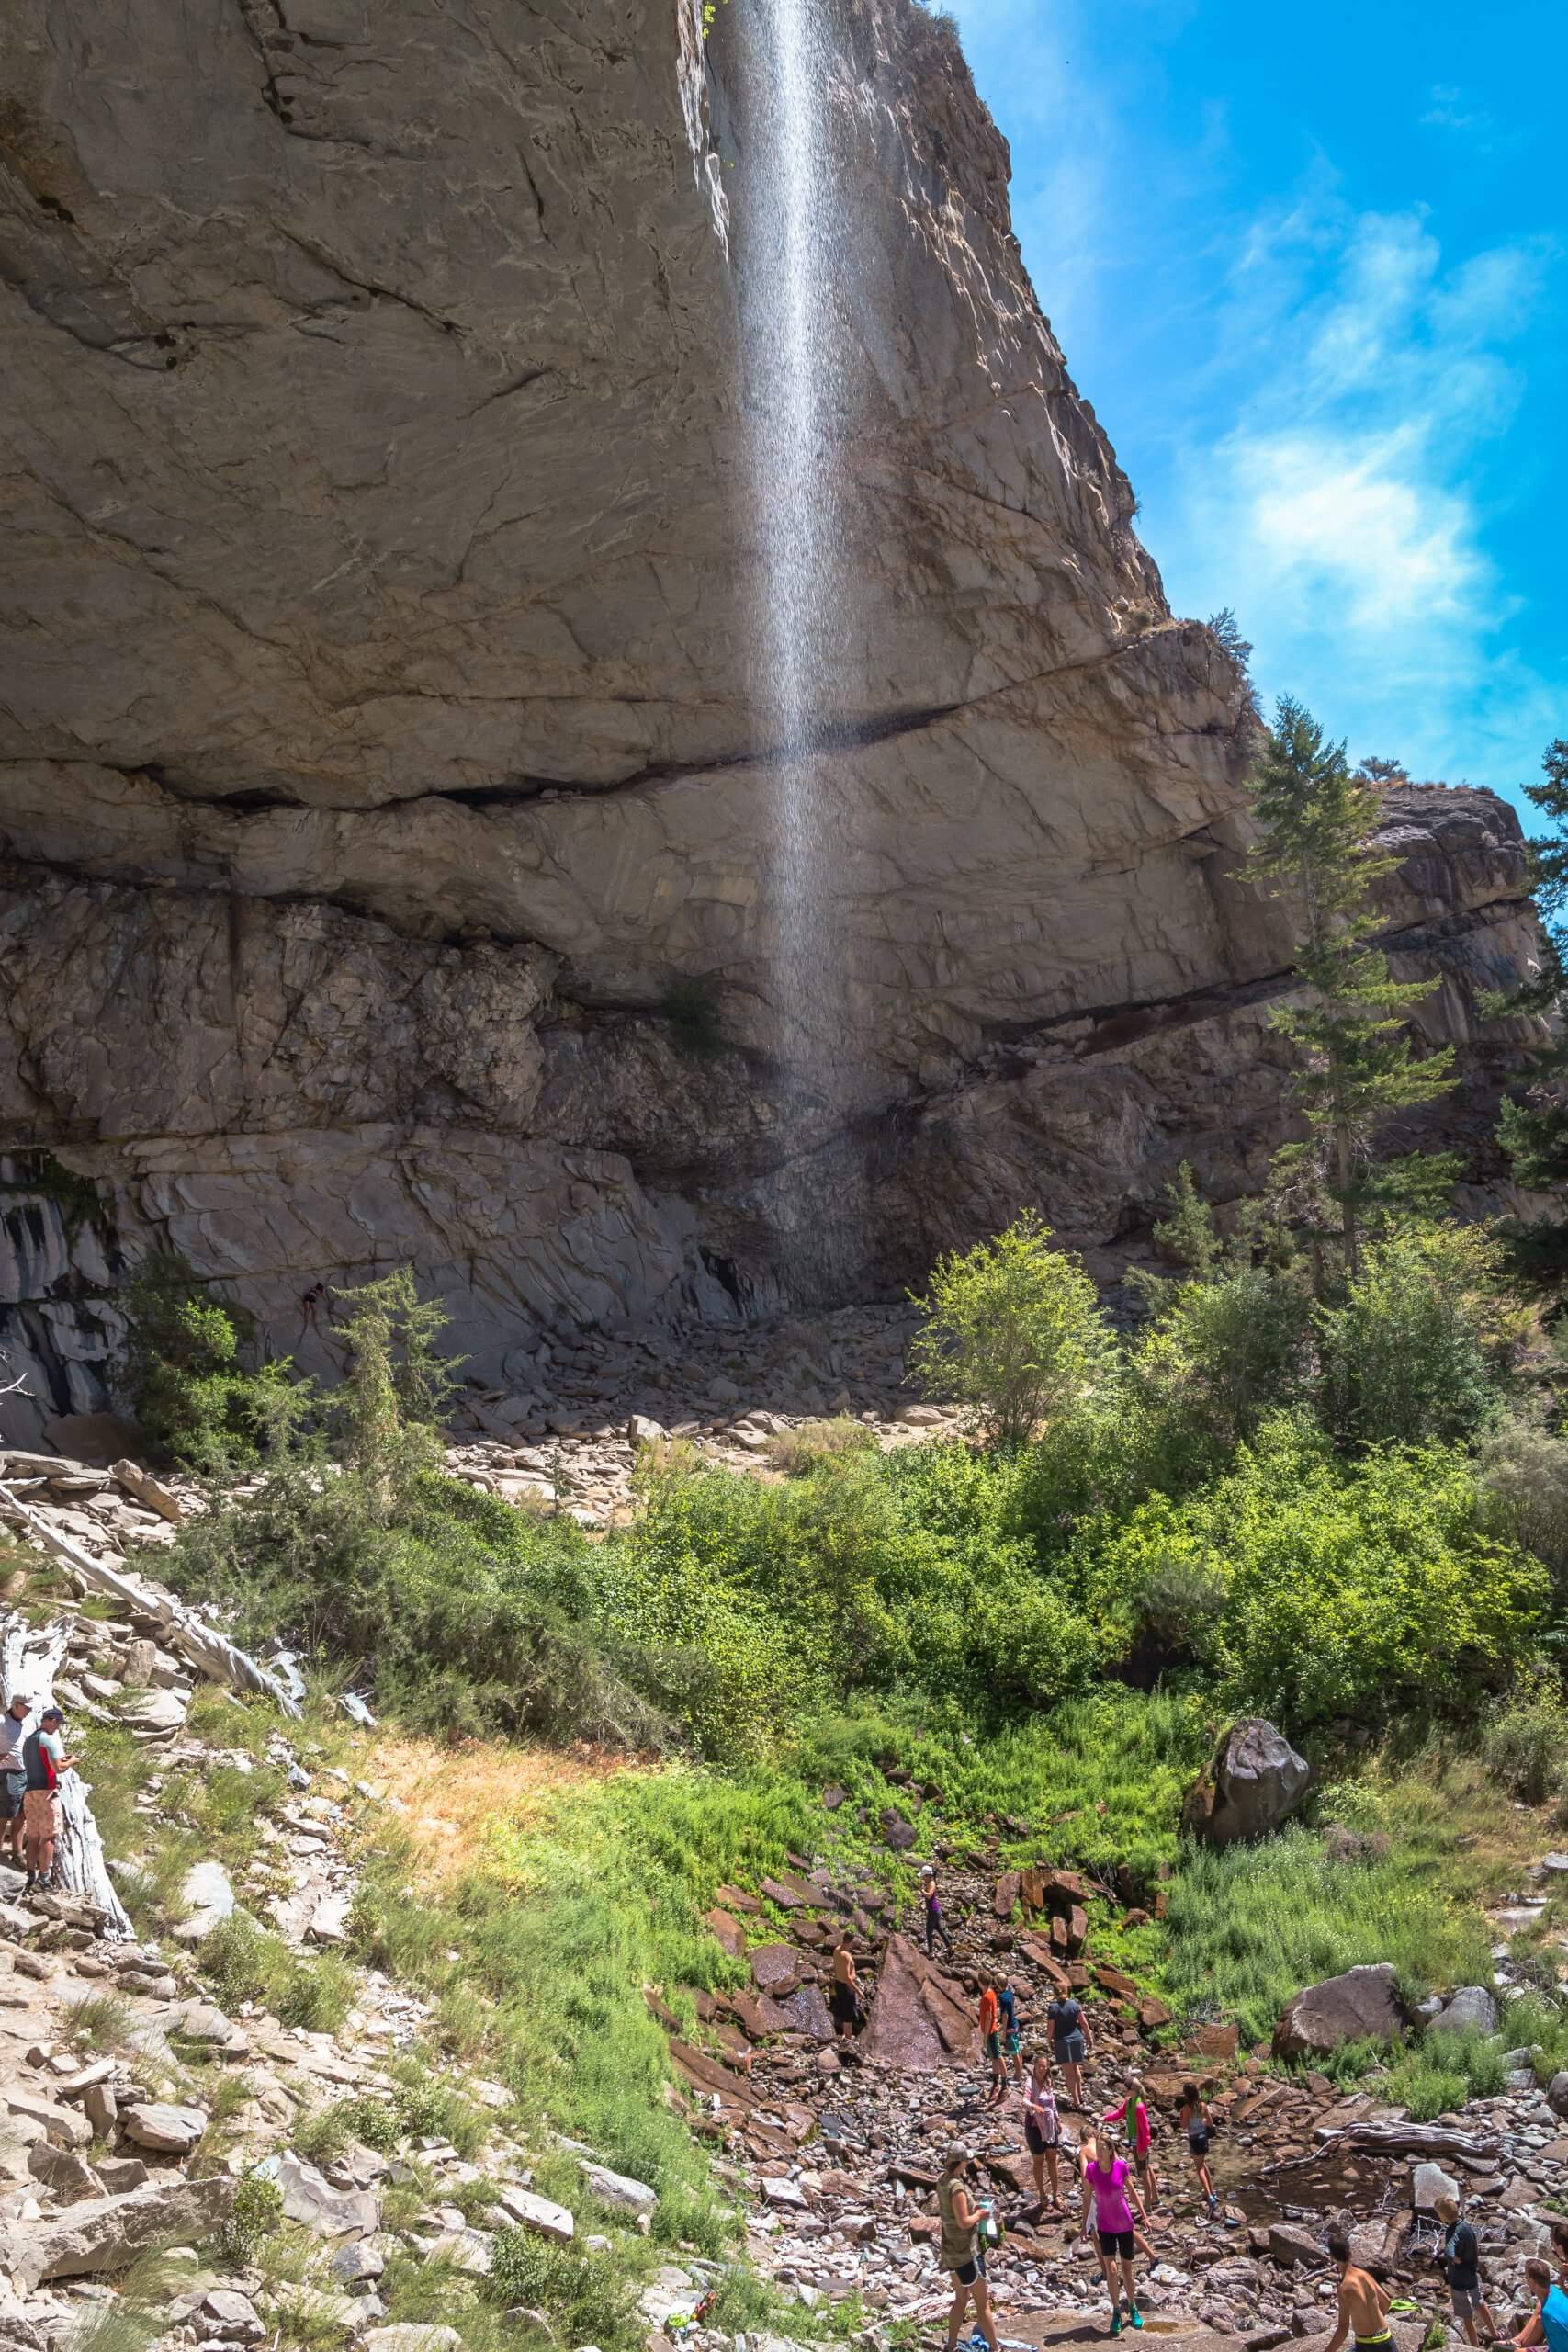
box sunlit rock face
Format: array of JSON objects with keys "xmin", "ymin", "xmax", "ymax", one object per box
[{"xmin": 0, "ymin": 0, "xmax": 1542, "ymax": 1412}]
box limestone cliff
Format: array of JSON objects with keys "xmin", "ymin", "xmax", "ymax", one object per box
[{"xmin": 0, "ymin": 0, "xmax": 1543, "ymax": 1431}]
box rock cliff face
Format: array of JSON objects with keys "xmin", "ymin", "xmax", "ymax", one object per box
[{"xmin": 0, "ymin": 0, "xmax": 1545, "ymax": 1430}]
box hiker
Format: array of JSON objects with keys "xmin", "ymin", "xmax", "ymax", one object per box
[
  {"xmin": 829, "ymin": 1934, "xmax": 861, "ymax": 2043},
  {"xmin": 978, "ymin": 1972, "xmax": 1004, "ymax": 2103},
  {"xmin": 0, "ymin": 1690, "xmax": 31, "ymax": 1873},
  {"xmin": 1022, "ymin": 2049, "xmax": 1064, "ymax": 2214},
  {"xmin": 1510, "ymin": 2257, "xmax": 1568, "ymax": 2352},
  {"xmin": 1080, "ymin": 2126, "xmax": 1147, "ymax": 2336},
  {"xmin": 1177, "ymin": 2080, "xmax": 1219, "ymax": 2217},
  {"xmin": 1431, "ymin": 2192, "xmax": 1497, "ymax": 2346},
  {"xmin": 998, "ymin": 1977, "xmax": 1024, "ymax": 2086},
  {"xmin": 1104, "ymin": 2077, "xmax": 1158, "ymax": 2211},
  {"xmin": 920, "ymin": 1865, "xmax": 954, "ymax": 1960},
  {"xmin": 937, "ymin": 2143, "xmax": 999, "ymax": 2352},
  {"xmin": 1046, "ymin": 1988, "xmax": 1093, "ymax": 2109},
  {"xmin": 21, "ymin": 1704, "xmax": 74, "ymax": 1893},
  {"xmin": 1320, "ymin": 2226, "xmax": 1393, "ymax": 2352}
]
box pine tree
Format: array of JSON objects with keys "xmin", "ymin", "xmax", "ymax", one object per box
[
  {"xmin": 1496, "ymin": 740, "xmax": 1568, "ymax": 1258},
  {"xmin": 1247, "ymin": 696, "xmax": 1456, "ymax": 1273}
]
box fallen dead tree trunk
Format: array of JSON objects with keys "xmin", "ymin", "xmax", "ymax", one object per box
[
  {"xmin": 1, "ymin": 1614, "xmax": 133, "ymax": 1937},
  {"xmin": 1316, "ymin": 2120, "xmax": 1501, "ymax": 2160},
  {"xmin": 0, "ymin": 1476, "xmax": 301, "ymax": 1719}
]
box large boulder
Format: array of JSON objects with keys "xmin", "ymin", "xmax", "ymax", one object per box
[
  {"xmin": 858, "ymin": 1931, "xmax": 976, "ymax": 2072},
  {"xmin": 2, "ymin": 2176, "xmax": 234, "ymax": 2290},
  {"xmin": 1187, "ymin": 1720, "xmax": 1311, "ymax": 1848},
  {"xmin": 1427, "ymin": 1985, "xmax": 1498, "ymax": 2037},
  {"xmin": 1273, "ymin": 1964, "xmax": 1406, "ymax": 2060}
]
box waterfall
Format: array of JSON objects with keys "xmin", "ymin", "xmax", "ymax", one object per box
[{"xmin": 735, "ymin": 0, "xmax": 853, "ymax": 1085}]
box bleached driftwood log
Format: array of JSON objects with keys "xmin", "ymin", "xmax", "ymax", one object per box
[
  {"xmin": 0, "ymin": 1476, "xmax": 301, "ymax": 1718},
  {"xmin": 1316, "ymin": 2120, "xmax": 1501, "ymax": 2160},
  {"xmin": 1, "ymin": 1614, "xmax": 132, "ymax": 1937}
]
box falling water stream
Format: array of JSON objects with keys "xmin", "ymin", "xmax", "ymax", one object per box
[
  {"xmin": 684, "ymin": 0, "xmax": 864, "ymax": 1292},
  {"xmin": 739, "ymin": 0, "xmax": 852, "ymax": 1072}
]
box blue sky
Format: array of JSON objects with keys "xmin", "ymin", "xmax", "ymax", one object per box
[{"xmin": 945, "ymin": 0, "xmax": 1566, "ymax": 817}]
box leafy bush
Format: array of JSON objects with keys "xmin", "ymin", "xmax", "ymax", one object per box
[
  {"xmin": 1482, "ymin": 1673, "xmax": 1568, "ymax": 1804},
  {"xmin": 1478, "ymin": 1413, "xmax": 1568, "ymax": 1588},
  {"xmin": 198, "ymin": 1915, "xmax": 354, "ymax": 2034},
  {"xmin": 909, "ymin": 1211, "xmax": 1118, "ymax": 1448},
  {"xmin": 1317, "ymin": 1224, "xmax": 1519, "ymax": 1449},
  {"xmin": 218, "ymin": 2175, "xmax": 284, "ymax": 2267},
  {"xmin": 116, "ymin": 1254, "xmax": 288, "ymax": 1471},
  {"xmin": 1074, "ymin": 1414, "xmax": 1548, "ymax": 1729}
]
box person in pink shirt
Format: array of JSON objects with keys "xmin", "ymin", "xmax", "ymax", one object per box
[
  {"xmin": 1079, "ymin": 2129, "xmax": 1148, "ymax": 2336},
  {"xmin": 1103, "ymin": 2078, "xmax": 1159, "ymax": 2211}
]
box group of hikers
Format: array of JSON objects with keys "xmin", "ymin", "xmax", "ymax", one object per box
[
  {"xmin": 834, "ymin": 1868, "xmax": 1568, "ymax": 2352},
  {"xmin": 0, "ymin": 1690, "xmax": 74, "ymax": 1892}
]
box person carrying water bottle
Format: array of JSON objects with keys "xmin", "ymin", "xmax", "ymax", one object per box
[{"xmin": 937, "ymin": 2144, "xmax": 998, "ymax": 2352}]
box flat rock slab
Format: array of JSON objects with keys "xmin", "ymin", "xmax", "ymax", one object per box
[
  {"xmin": 123, "ymin": 2100, "xmax": 207, "ymax": 2154},
  {"xmin": 270, "ymin": 2151, "xmax": 381, "ymax": 2239},
  {"xmin": 2, "ymin": 2174, "xmax": 234, "ymax": 2290},
  {"xmin": 858, "ymin": 1931, "xmax": 976, "ymax": 2070},
  {"xmin": 579, "ymin": 2160, "xmax": 656, "ymax": 2214}
]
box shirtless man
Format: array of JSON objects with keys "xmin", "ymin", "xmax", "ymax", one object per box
[
  {"xmin": 829, "ymin": 1935, "xmax": 860, "ymax": 2042},
  {"xmin": 1322, "ymin": 2229, "xmax": 1393, "ymax": 2352}
]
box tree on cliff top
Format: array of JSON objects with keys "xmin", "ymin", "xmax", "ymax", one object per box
[
  {"xmin": 1247, "ymin": 695, "xmax": 1456, "ymax": 1274},
  {"xmin": 1496, "ymin": 739, "xmax": 1568, "ymax": 1276}
]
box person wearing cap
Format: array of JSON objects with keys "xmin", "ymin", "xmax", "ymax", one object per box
[
  {"xmin": 937, "ymin": 2143, "xmax": 998, "ymax": 2352},
  {"xmin": 21, "ymin": 1704, "xmax": 75, "ymax": 1893},
  {"xmin": 0, "ymin": 1691, "xmax": 32, "ymax": 1874}
]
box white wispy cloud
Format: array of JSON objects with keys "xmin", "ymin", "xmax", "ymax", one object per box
[{"xmin": 1157, "ymin": 197, "xmax": 1560, "ymax": 784}]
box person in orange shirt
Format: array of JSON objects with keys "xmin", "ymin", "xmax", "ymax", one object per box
[{"xmin": 978, "ymin": 1973, "xmax": 1004, "ymax": 2103}]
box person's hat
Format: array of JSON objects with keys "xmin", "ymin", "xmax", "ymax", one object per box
[
  {"xmin": 39, "ymin": 1704, "xmax": 63, "ymax": 1723},
  {"xmin": 6, "ymin": 1691, "xmax": 29, "ymax": 1710},
  {"xmin": 944, "ymin": 2141, "xmax": 969, "ymax": 2168}
]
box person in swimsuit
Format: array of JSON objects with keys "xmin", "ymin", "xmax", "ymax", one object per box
[
  {"xmin": 1079, "ymin": 2128, "xmax": 1146, "ymax": 2336},
  {"xmin": 1322, "ymin": 2228, "xmax": 1393, "ymax": 2352},
  {"xmin": 937, "ymin": 2143, "xmax": 998, "ymax": 2352},
  {"xmin": 1023, "ymin": 2049, "xmax": 1063, "ymax": 2214},
  {"xmin": 1178, "ymin": 2081, "xmax": 1218, "ymax": 2216},
  {"xmin": 828, "ymin": 1936, "xmax": 860, "ymax": 2042},
  {"xmin": 998, "ymin": 1979, "xmax": 1024, "ymax": 2088},
  {"xmin": 921, "ymin": 1865, "xmax": 954, "ymax": 1959},
  {"xmin": 978, "ymin": 1973, "xmax": 1004, "ymax": 2102},
  {"xmin": 1047, "ymin": 1992, "xmax": 1093, "ymax": 2109},
  {"xmin": 1431, "ymin": 2193, "xmax": 1496, "ymax": 2346},
  {"xmin": 1104, "ymin": 2079, "xmax": 1158, "ymax": 2211}
]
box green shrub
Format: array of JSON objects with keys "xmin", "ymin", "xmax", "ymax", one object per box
[
  {"xmin": 1478, "ymin": 1413, "xmax": 1568, "ymax": 1589},
  {"xmin": 1316, "ymin": 1224, "xmax": 1518, "ymax": 1450},
  {"xmin": 1482, "ymin": 1674, "xmax": 1568, "ymax": 1804},
  {"xmin": 115, "ymin": 1253, "xmax": 288, "ymax": 1471},
  {"xmin": 908, "ymin": 1211, "xmax": 1119, "ymax": 1449},
  {"xmin": 198, "ymin": 1915, "xmax": 354, "ymax": 2034},
  {"xmin": 217, "ymin": 2174, "xmax": 284, "ymax": 2267},
  {"xmin": 1076, "ymin": 1414, "xmax": 1548, "ymax": 1729}
]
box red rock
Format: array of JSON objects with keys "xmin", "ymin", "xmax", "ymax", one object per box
[
  {"xmin": 858, "ymin": 1932, "xmax": 978, "ymax": 2070},
  {"xmin": 994, "ymin": 1871, "xmax": 1021, "ymax": 1918},
  {"xmin": 716, "ymin": 1883, "xmax": 764, "ymax": 1915},
  {"xmin": 760, "ymin": 1874, "xmax": 810, "ymax": 1910},
  {"xmin": 1049, "ymin": 1915, "xmax": 1069, "ymax": 1955},
  {"xmin": 1021, "ymin": 1867, "xmax": 1045, "ymax": 1914},
  {"xmin": 1138, "ymin": 1996, "xmax": 1173, "ymax": 2030},
  {"xmin": 730, "ymin": 1990, "xmax": 795, "ymax": 2038},
  {"xmin": 750, "ymin": 1943, "xmax": 804, "ymax": 1995},
  {"xmin": 1046, "ymin": 1869, "xmax": 1090, "ymax": 1903},
  {"xmin": 1123, "ymin": 1907, "xmax": 1152, "ymax": 1928},
  {"xmin": 705, "ymin": 1907, "xmax": 748, "ymax": 1957},
  {"xmin": 1095, "ymin": 1962, "xmax": 1138, "ymax": 1999},
  {"xmin": 1190, "ymin": 2021, "xmax": 1239, "ymax": 2063},
  {"xmin": 1066, "ymin": 1903, "xmax": 1089, "ymax": 1951}
]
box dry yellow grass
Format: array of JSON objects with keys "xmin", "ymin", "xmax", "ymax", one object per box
[{"xmin": 361, "ymin": 1731, "xmax": 628, "ymax": 1882}]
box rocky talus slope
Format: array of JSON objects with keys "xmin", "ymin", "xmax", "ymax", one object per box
[
  {"xmin": 5, "ymin": 1452, "xmax": 1568, "ymax": 2352},
  {"xmin": 0, "ymin": 0, "xmax": 1547, "ymax": 1431}
]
